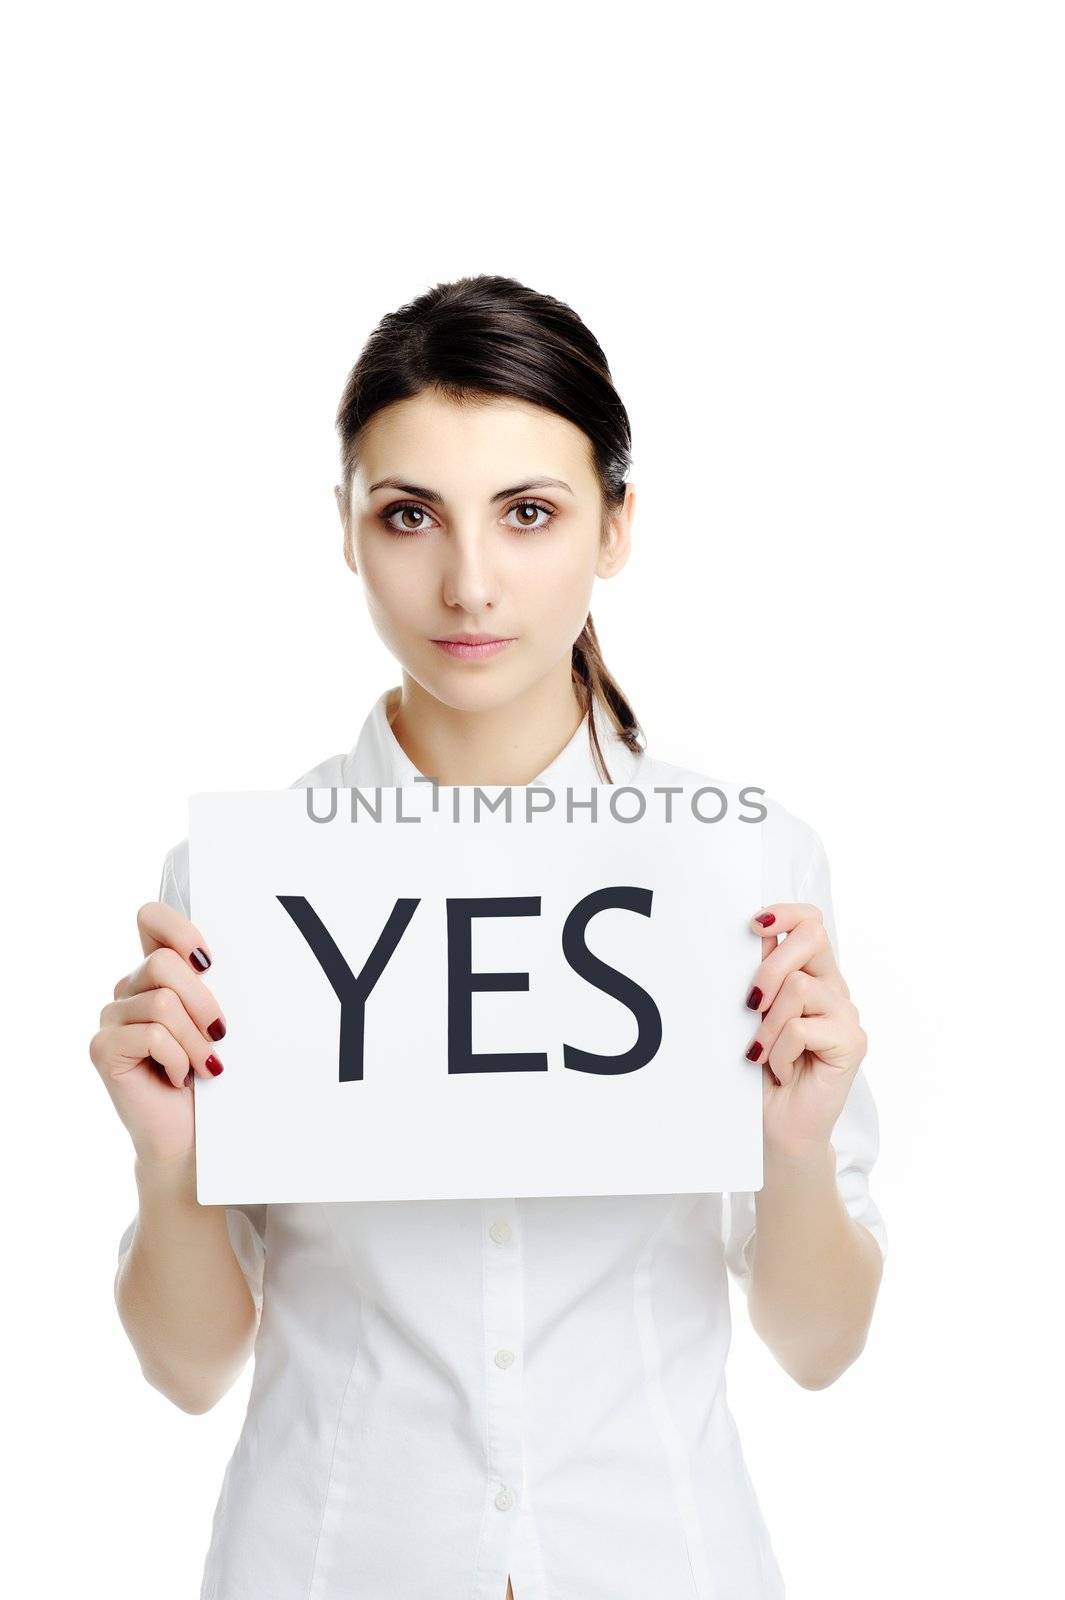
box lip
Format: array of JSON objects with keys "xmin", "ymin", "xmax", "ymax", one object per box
[{"xmin": 431, "ymin": 635, "xmax": 515, "ymax": 660}]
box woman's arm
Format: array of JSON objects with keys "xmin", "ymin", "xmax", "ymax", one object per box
[
  {"xmin": 746, "ymin": 1142, "xmax": 883, "ymax": 1388},
  {"xmin": 115, "ymin": 1148, "xmax": 259, "ymax": 1413},
  {"xmin": 96, "ymin": 898, "xmax": 260, "ymax": 1413},
  {"xmin": 740, "ymin": 898, "xmax": 885, "ymax": 1387}
]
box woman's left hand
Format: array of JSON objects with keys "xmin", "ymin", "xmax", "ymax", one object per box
[{"xmin": 743, "ymin": 903, "xmax": 867, "ymax": 1165}]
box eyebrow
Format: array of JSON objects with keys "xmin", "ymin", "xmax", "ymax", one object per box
[{"xmin": 367, "ymin": 476, "xmax": 574, "ymax": 504}]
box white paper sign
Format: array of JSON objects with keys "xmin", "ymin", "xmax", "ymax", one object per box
[{"xmin": 188, "ymin": 783, "xmax": 765, "ymax": 1203}]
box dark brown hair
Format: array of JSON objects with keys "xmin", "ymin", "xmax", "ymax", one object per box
[{"xmin": 334, "ymin": 274, "xmax": 644, "ymax": 782}]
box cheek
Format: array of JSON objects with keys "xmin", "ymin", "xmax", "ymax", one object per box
[
  {"xmin": 517, "ymin": 533, "xmax": 599, "ymax": 614},
  {"xmin": 356, "ymin": 537, "xmax": 434, "ymax": 615}
]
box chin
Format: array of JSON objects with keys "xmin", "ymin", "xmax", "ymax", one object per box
[{"xmin": 398, "ymin": 652, "xmax": 519, "ymax": 713}]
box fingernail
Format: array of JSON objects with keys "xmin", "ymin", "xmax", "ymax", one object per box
[
  {"xmin": 190, "ymin": 947, "xmax": 211, "ymax": 971},
  {"xmin": 745, "ymin": 1040, "xmax": 763, "ymax": 1061},
  {"xmin": 205, "ymin": 1054, "xmax": 224, "ymax": 1076},
  {"xmin": 746, "ymin": 987, "xmax": 763, "ymax": 1010},
  {"xmin": 207, "ymin": 1018, "xmax": 226, "ymax": 1042},
  {"xmin": 755, "ymin": 913, "xmax": 776, "ymax": 928}
]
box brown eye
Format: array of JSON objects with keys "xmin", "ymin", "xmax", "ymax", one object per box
[
  {"xmin": 380, "ymin": 502, "xmax": 436, "ymax": 535},
  {"xmin": 504, "ymin": 501, "xmax": 555, "ymax": 533}
]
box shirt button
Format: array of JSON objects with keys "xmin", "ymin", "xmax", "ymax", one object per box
[
  {"xmin": 495, "ymin": 1487, "xmax": 516, "ymax": 1511},
  {"xmin": 494, "ymin": 1348, "xmax": 516, "ymax": 1369},
  {"xmin": 489, "ymin": 1219, "xmax": 512, "ymax": 1245}
]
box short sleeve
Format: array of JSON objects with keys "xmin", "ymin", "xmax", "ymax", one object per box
[
  {"xmin": 159, "ymin": 837, "xmax": 190, "ymax": 918},
  {"xmin": 114, "ymin": 841, "xmax": 268, "ymax": 1315},
  {"xmin": 116, "ymin": 1203, "xmax": 267, "ymax": 1317},
  {"xmin": 723, "ymin": 820, "xmax": 888, "ymax": 1294}
]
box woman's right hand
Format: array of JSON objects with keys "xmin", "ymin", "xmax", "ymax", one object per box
[{"xmin": 90, "ymin": 901, "xmax": 227, "ymax": 1167}]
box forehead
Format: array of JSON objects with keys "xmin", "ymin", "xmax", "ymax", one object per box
[{"xmin": 354, "ymin": 389, "xmax": 596, "ymax": 490}]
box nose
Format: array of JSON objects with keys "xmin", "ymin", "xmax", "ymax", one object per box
[{"xmin": 440, "ymin": 525, "xmax": 501, "ymax": 616}]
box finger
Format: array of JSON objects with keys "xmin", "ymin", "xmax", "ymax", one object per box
[
  {"xmin": 101, "ymin": 1021, "xmax": 191, "ymax": 1089},
  {"xmin": 745, "ymin": 906, "xmax": 838, "ymax": 1013},
  {"xmin": 749, "ymin": 902, "xmax": 838, "ymax": 979},
  {"xmin": 114, "ymin": 945, "xmax": 226, "ymax": 1043},
  {"xmin": 99, "ymin": 991, "xmax": 223, "ymax": 1078},
  {"xmin": 749, "ymin": 903, "xmax": 822, "ymax": 938},
  {"xmin": 744, "ymin": 969, "xmax": 839, "ymax": 1066},
  {"xmin": 136, "ymin": 899, "xmax": 213, "ymax": 973},
  {"xmin": 750, "ymin": 906, "xmax": 782, "ymax": 964},
  {"xmin": 766, "ymin": 1015, "xmax": 847, "ymax": 1087}
]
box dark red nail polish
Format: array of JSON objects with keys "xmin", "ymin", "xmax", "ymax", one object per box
[
  {"xmin": 755, "ymin": 913, "xmax": 776, "ymax": 928},
  {"xmin": 205, "ymin": 1054, "xmax": 224, "ymax": 1076},
  {"xmin": 207, "ymin": 1018, "xmax": 226, "ymax": 1042},
  {"xmin": 746, "ymin": 987, "xmax": 763, "ymax": 1010},
  {"xmin": 746, "ymin": 1040, "xmax": 763, "ymax": 1061},
  {"xmin": 190, "ymin": 947, "xmax": 211, "ymax": 971}
]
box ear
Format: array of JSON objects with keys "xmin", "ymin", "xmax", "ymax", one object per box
[
  {"xmin": 335, "ymin": 484, "xmax": 358, "ymax": 575},
  {"xmin": 597, "ymin": 480, "xmax": 635, "ymax": 579}
]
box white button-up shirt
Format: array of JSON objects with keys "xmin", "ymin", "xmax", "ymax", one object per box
[{"xmin": 118, "ymin": 685, "xmax": 887, "ymax": 1600}]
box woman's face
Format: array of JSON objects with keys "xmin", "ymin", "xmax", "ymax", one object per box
[{"xmin": 339, "ymin": 388, "xmax": 633, "ymax": 713}]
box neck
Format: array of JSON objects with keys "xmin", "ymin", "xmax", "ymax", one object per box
[{"xmin": 388, "ymin": 663, "xmax": 587, "ymax": 786}]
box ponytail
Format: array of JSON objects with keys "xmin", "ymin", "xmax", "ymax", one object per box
[{"xmin": 571, "ymin": 612, "xmax": 644, "ymax": 783}]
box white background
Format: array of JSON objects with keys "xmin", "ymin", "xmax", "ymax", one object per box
[{"xmin": 4, "ymin": 3, "xmax": 1060, "ymax": 1595}]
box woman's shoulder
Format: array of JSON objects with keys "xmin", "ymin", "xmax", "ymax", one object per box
[
  {"xmin": 157, "ymin": 750, "xmax": 352, "ymax": 917},
  {"xmin": 637, "ymin": 748, "xmax": 826, "ymax": 890},
  {"xmin": 287, "ymin": 751, "xmax": 351, "ymax": 788}
]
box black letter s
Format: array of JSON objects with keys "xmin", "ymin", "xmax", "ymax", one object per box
[{"xmin": 561, "ymin": 886, "xmax": 663, "ymax": 1075}]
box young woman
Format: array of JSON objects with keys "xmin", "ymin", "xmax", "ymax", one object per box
[{"xmin": 96, "ymin": 274, "xmax": 887, "ymax": 1600}]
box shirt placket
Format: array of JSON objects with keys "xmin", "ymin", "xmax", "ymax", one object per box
[{"xmin": 472, "ymin": 1197, "xmax": 538, "ymax": 1600}]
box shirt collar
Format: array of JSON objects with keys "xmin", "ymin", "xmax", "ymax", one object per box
[{"xmin": 341, "ymin": 684, "xmax": 644, "ymax": 788}]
